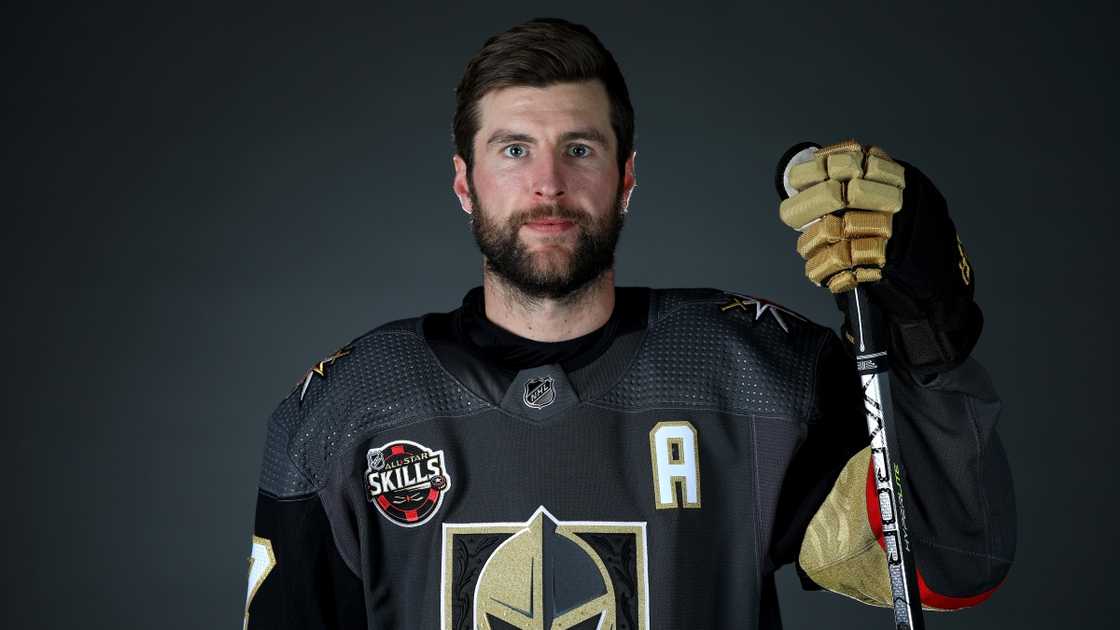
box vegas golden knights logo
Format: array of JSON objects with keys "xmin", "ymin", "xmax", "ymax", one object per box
[{"xmin": 441, "ymin": 507, "xmax": 649, "ymax": 630}]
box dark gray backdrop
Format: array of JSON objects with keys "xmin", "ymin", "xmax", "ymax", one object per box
[{"xmin": 5, "ymin": 2, "xmax": 1115, "ymax": 628}]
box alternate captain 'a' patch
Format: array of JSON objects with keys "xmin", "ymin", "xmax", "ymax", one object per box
[
  {"xmin": 365, "ymin": 440, "xmax": 451, "ymax": 528},
  {"xmin": 719, "ymin": 292, "xmax": 806, "ymax": 333},
  {"xmin": 296, "ymin": 344, "xmax": 353, "ymax": 402},
  {"xmin": 441, "ymin": 506, "xmax": 649, "ymax": 630}
]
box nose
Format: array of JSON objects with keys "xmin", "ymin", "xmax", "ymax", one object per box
[{"xmin": 531, "ymin": 152, "xmax": 566, "ymax": 200}]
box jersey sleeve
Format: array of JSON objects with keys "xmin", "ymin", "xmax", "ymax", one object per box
[
  {"xmin": 775, "ymin": 332, "xmax": 1016, "ymax": 610},
  {"xmin": 768, "ymin": 331, "xmax": 869, "ymax": 574},
  {"xmin": 244, "ymin": 391, "xmax": 368, "ymax": 629}
]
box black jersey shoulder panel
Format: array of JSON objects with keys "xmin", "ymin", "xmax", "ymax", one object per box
[
  {"xmin": 591, "ymin": 288, "xmax": 833, "ymax": 420},
  {"xmin": 258, "ymin": 317, "xmax": 493, "ymax": 497},
  {"xmin": 260, "ymin": 291, "xmax": 834, "ymax": 496}
]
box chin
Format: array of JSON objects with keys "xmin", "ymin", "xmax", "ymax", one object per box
[{"xmin": 529, "ymin": 248, "xmax": 574, "ymax": 270}]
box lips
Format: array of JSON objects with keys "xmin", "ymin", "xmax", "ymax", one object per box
[{"xmin": 524, "ymin": 219, "xmax": 576, "ymax": 233}]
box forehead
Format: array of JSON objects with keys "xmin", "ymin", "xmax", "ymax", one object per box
[{"xmin": 475, "ymin": 81, "xmax": 612, "ymax": 145}]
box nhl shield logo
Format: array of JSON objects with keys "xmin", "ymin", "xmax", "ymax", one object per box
[
  {"xmin": 365, "ymin": 440, "xmax": 451, "ymax": 528},
  {"xmin": 523, "ymin": 375, "xmax": 556, "ymax": 409}
]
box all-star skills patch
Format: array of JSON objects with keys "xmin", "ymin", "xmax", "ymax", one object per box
[{"xmin": 365, "ymin": 440, "xmax": 451, "ymax": 527}]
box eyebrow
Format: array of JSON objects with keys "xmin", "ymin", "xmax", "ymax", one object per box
[{"xmin": 485, "ymin": 127, "xmax": 610, "ymax": 147}]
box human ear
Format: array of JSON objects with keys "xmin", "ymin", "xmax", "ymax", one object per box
[{"xmin": 451, "ymin": 154, "xmax": 473, "ymax": 214}]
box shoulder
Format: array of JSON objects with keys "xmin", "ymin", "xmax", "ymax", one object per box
[
  {"xmin": 598, "ymin": 287, "xmax": 835, "ymax": 418},
  {"xmin": 257, "ymin": 314, "xmax": 487, "ymax": 497},
  {"xmin": 648, "ymin": 287, "xmax": 828, "ymax": 339}
]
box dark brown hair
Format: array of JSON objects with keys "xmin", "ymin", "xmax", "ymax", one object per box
[{"xmin": 453, "ymin": 17, "xmax": 635, "ymax": 179}]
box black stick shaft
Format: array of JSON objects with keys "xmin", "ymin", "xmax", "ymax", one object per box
[{"xmin": 846, "ymin": 286, "xmax": 925, "ymax": 630}]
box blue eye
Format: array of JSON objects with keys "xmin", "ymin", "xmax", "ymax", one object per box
[
  {"xmin": 568, "ymin": 144, "xmax": 591, "ymax": 158},
  {"xmin": 503, "ymin": 145, "xmax": 526, "ymax": 158}
]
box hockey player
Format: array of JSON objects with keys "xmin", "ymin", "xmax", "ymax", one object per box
[{"xmin": 244, "ymin": 17, "xmax": 1015, "ymax": 629}]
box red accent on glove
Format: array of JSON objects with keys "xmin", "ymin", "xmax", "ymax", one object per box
[{"xmin": 864, "ymin": 456, "xmax": 1003, "ymax": 609}]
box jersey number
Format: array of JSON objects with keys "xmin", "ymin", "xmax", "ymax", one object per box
[
  {"xmin": 244, "ymin": 536, "xmax": 276, "ymax": 630},
  {"xmin": 649, "ymin": 421, "xmax": 701, "ymax": 509}
]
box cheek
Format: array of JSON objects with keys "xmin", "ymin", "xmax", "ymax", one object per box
[
  {"xmin": 572, "ymin": 170, "xmax": 619, "ymax": 203},
  {"xmin": 488, "ymin": 169, "xmax": 528, "ymax": 195},
  {"xmin": 472, "ymin": 164, "xmax": 522, "ymax": 204}
]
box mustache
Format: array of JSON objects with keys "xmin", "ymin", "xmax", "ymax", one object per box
[{"xmin": 514, "ymin": 204, "xmax": 590, "ymax": 226}]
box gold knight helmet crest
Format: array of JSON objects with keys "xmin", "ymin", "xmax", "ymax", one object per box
[
  {"xmin": 442, "ymin": 507, "xmax": 649, "ymax": 630},
  {"xmin": 475, "ymin": 510, "xmax": 613, "ymax": 629}
]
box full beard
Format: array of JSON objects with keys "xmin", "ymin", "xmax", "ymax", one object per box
[{"xmin": 469, "ymin": 185, "xmax": 626, "ymax": 301}]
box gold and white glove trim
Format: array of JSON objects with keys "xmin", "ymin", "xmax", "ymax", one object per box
[
  {"xmin": 799, "ymin": 447, "xmax": 946, "ymax": 611},
  {"xmin": 778, "ymin": 140, "xmax": 906, "ymax": 293}
]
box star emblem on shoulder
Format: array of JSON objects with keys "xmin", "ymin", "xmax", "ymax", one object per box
[
  {"xmin": 296, "ymin": 345, "xmax": 353, "ymax": 402},
  {"xmin": 719, "ymin": 292, "xmax": 805, "ymax": 333}
]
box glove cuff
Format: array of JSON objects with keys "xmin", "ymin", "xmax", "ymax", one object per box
[
  {"xmin": 888, "ymin": 298, "xmax": 983, "ymax": 370},
  {"xmin": 835, "ymin": 279, "xmax": 983, "ymax": 373}
]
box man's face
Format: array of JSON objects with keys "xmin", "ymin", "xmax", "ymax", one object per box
[{"xmin": 452, "ymin": 80, "xmax": 636, "ymax": 300}]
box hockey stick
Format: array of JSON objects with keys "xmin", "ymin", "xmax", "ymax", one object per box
[{"xmin": 777, "ymin": 144, "xmax": 925, "ymax": 630}]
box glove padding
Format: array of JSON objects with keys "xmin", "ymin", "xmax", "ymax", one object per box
[
  {"xmin": 779, "ymin": 140, "xmax": 906, "ymax": 293},
  {"xmin": 777, "ymin": 139, "xmax": 982, "ymax": 371}
]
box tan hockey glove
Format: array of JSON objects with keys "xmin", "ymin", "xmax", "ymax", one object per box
[
  {"xmin": 777, "ymin": 140, "xmax": 906, "ymax": 293},
  {"xmin": 776, "ymin": 140, "xmax": 983, "ymax": 371}
]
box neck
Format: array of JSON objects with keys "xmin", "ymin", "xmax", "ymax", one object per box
[{"xmin": 481, "ymin": 267, "xmax": 616, "ymax": 342}]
